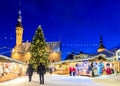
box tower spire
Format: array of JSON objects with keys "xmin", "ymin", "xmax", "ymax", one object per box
[
  {"xmin": 16, "ymin": 0, "xmax": 22, "ymax": 27},
  {"xmin": 97, "ymin": 35, "xmax": 106, "ymax": 52},
  {"xmin": 16, "ymin": 0, "xmax": 23, "ymax": 46}
]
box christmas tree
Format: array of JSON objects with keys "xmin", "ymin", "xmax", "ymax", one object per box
[{"xmin": 29, "ymin": 25, "xmax": 49, "ymax": 69}]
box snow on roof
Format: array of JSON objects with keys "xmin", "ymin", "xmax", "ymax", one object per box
[{"xmin": 0, "ymin": 54, "xmax": 27, "ymax": 64}]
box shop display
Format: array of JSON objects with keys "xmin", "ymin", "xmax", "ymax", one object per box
[{"xmin": 0, "ymin": 55, "xmax": 27, "ymax": 82}]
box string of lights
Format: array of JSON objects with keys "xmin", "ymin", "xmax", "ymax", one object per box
[
  {"xmin": 62, "ymin": 43, "xmax": 98, "ymax": 47},
  {"xmin": 0, "ymin": 36, "xmax": 15, "ymax": 56},
  {"xmin": 0, "ymin": 36, "xmax": 99, "ymax": 56},
  {"xmin": 0, "ymin": 47, "xmax": 7, "ymax": 50},
  {"xmin": 0, "ymin": 36, "xmax": 99, "ymax": 46},
  {"xmin": 0, "ymin": 50, "xmax": 11, "ymax": 54},
  {"xmin": 0, "ymin": 46, "xmax": 12, "ymax": 56},
  {"xmin": 0, "ymin": 36, "xmax": 14, "ymax": 40}
]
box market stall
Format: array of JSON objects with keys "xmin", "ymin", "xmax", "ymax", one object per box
[
  {"xmin": 50, "ymin": 61, "xmax": 70, "ymax": 75},
  {"xmin": 0, "ymin": 55, "xmax": 27, "ymax": 82},
  {"xmin": 51, "ymin": 54, "xmax": 113, "ymax": 76}
]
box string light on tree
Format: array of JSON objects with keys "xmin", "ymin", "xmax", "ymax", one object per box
[{"xmin": 29, "ymin": 25, "xmax": 49, "ymax": 69}]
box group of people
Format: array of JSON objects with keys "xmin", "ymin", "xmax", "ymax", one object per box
[
  {"xmin": 88, "ymin": 62, "xmax": 115, "ymax": 77},
  {"xmin": 26, "ymin": 62, "xmax": 46, "ymax": 84},
  {"xmin": 69, "ymin": 62, "xmax": 115, "ymax": 77},
  {"xmin": 69, "ymin": 66, "xmax": 76, "ymax": 76}
]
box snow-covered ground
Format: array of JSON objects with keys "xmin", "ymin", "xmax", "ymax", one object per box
[
  {"xmin": 91, "ymin": 74, "xmax": 120, "ymax": 86},
  {"xmin": 0, "ymin": 73, "xmax": 120, "ymax": 86}
]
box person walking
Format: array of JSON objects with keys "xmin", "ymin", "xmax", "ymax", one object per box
[
  {"xmin": 88, "ymin": 65, "xmax": 92, "ymax": 77},
  {"xmin": 69, "ymin": 66, "xmax": 73, "ymax": 76},
  {"xmin": 26, "ymin": 64, "xmax": 34, "ymax": 82},
  {"xmin": 72, "ymin": 66, "xmax": 76, "ymax": 76},
  {"xmin": 49, "ymin": 67, "xmax": 53, "ymax": 74},
  {"xmin": 37, "ymin": 62, "xmax": 46, "ymax": 84}
]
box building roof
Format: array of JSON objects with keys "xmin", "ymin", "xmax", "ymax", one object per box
[
  {"xmin": 0, "ymin": 54, "xmax": 26, "ymax": 64},
  {"xmin": 14, "ymin": 42, "xmax": 31, "ymax": 54},
  {"xmin": 51, "ymin": 54, "xmax": 108, "ymax": 65},
  {"xmin": 78, "ymin": 54, "xmax": 107, "ymax": 61},
  {"xmin": 97, "ymin": 50, "xmax": 115, "ymax": 58}
]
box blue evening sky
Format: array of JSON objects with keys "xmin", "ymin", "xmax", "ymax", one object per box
[{"xmin": 0, "ymin": 0, "xmax": 120, "ymax": 59}]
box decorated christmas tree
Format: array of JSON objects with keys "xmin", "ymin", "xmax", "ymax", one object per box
[{"xmin": 29, "ymin": 25, "xmax": 49, "ymax": 69}]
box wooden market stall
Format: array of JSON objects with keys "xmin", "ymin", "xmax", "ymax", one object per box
[
  {"xmin": 112, "ymin": 61, "xmax": 120, "ymax": 73},
  {"xmin": 0, "ymin": 55, "xmax": 27, "ymax": 82},
  {"xmin": 51, "ymin": 54, "xmax": 111, "ymax": 76},
  {"xmin": 50, "ymin": 61, "xmax": 70, "ymax": 75}
]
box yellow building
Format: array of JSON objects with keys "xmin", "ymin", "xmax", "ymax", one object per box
[
  {"xmin": 11, "ymin": 9, "xmax": 61, "ymax": 63},
  {"xmin": 47, "ymin": 42, "xmax": 61, "ymax": 63},
  {"xmin": 11, "ymin": 9, "xmax": 31, "ymax": 63}
]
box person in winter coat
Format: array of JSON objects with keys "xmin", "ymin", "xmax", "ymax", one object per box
[
  {"xmin": 72, "ymin": 66, "xmax": 76, "ymax": 76},
  {"xmin": 106, "ymin": 67, "xmax": 111, "ymax": 75},
  {"xmin": 88, "ymin": 65, "xmax": 92, "ymax": 77},
  {"xmin": 26, "ymin": 64, "xmax": 34, "ymax": 82},
  {"xmin": 37, "ymin": 62, "xmax": 46, "ymax": 84},
  {"xmin": 49, "ymin": 67, "xmax": 53, "ymax": 74},
  {"xmin": 69, "ymin": 66, "xmax": 73, "ymax": 76}
]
